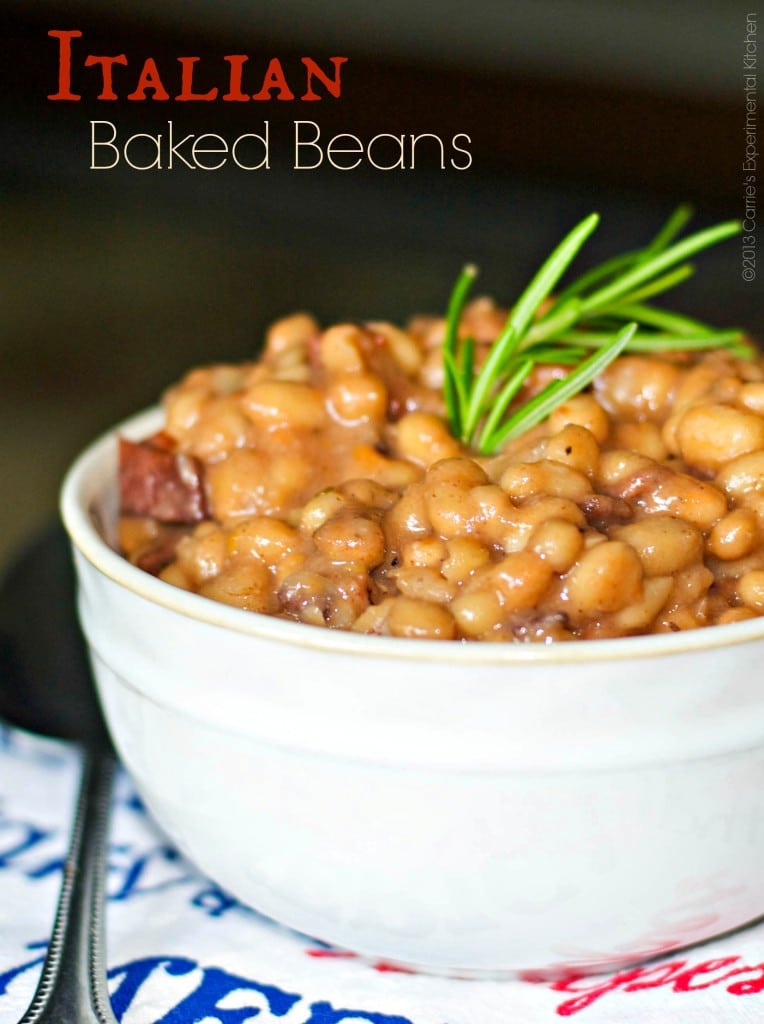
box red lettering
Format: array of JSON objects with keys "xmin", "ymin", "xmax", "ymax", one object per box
[
  {"xmin": 176, "ymin": 57, "xmax": 218, "ymax": 101},
  {"xmin": 371, "ymin": 960, "xmax": 416, "ymax": 974},
  {"xmin": 300, "ymin": 57, "xmax": 347, "ymax": 100},
  {"xmin": 671, "ymin": 956, "xmax": 744, "ymax": 991},
  {"xmin": 551, "ymin": 972, "xmax": 635, "ymax": 1016},
  {"xmin": 222, "ymin": 55, "xmax": 249, "ymax": 101},
  {"xmin": 551, "ymin": 955, "xmax": 764, "ymax": 1015},
  {"xmin": 727, "ymin": 963, "xmax": 764, "ymax": 995},
  {"xmin": 48, "ymin": 43, "xmax": 348, "ymax": 104},
  {"xmin": 48, "ymin": 29, "xmax": 82, "ymax": 100},
  {"xmin": 84, "ymin": 55, "xmax": 128, "ymax": 100},
  {"xmin": 552, "ymin": 961, "xmax": 687, "ymax": 1016},
  {"xmin": 251, "ymin": 58, "xmax": 294, "ymax": 101},
  {"xmin": 127, "ymin": 58, "xmax": 170, "ymax": 101},
  {"xmin": 622, "ymin": 961, "xmax": 688, "ymax": 991}
]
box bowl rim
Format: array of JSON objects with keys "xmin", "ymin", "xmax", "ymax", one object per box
[{"xmin": 60, "ymin": 405, "xmax": 764, "ymax": 666}]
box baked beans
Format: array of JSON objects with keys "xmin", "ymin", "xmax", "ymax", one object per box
[{"xmin": 118, "ymin": 303, "xmax": 764, "ymax": 641}]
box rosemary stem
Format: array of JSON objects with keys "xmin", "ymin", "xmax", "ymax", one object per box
[
  {"xmin": 441, "ymin": 209, "xmax": 743, "ymax": 454},
  {"xmin": 580, "ymin": 221, "xmax": 740, "ymax": 316}
]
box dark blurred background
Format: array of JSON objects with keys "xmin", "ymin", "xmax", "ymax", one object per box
[{"xmin": 1, "ymin": 1, "xmax": 758, "ymax": 569}]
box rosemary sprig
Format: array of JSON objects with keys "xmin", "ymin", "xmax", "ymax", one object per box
[{"xmin": 443, "ymin": 208, "xmax": 750, "ymax": 455}]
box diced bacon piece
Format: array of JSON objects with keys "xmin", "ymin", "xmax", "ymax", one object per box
[
  {"xmin": 119, "ymin": 437, "xmax": 208, "ymax": 523},
  {"xmin": 579, "ymin": 493, "xmax": 633, "ymax": 528}
]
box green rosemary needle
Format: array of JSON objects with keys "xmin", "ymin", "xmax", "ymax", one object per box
[{"xmin": 443, "ymin": 208, "xmax": 750, "ymax": 455}]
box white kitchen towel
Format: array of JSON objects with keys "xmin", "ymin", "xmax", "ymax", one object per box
[{"xmin": 2, "ymin": 723, "xmax": 764, "ymax": 1024}]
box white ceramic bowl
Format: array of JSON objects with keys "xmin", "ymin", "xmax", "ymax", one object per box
[{"xmin": 61, "ymin": 407, "xmax": 764, "ymax": 976}]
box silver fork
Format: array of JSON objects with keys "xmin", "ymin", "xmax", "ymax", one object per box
[{"xmin": 19, "ymin": 750, "xmax": 118, "ymax": 1024}]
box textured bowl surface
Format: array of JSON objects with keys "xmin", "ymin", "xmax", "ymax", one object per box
[{"xmin": 61, "ymin": 408, "xmax": 764, "ymax": 975}]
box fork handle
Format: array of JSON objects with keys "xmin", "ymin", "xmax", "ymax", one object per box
[{"xmin": 20, "ymin": 749, "xmax": 118, "ymax": 1024}]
